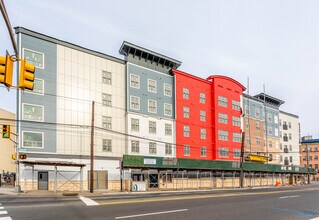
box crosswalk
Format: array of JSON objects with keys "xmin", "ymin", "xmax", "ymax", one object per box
[{"xmin": 0, "ymin": 204, "xmax": 12, "ymax": 220}]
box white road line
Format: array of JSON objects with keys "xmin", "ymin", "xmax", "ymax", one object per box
[
  {"xmin": 79, "ymin": 196, "xmax": 99, "ymax": 206},
  {"xmin": 309, "ymin": 217, "xmax": 319, "ymax": 220},
  {"xmin": 279, "ymin": 195, "xmax": 300, "ymax": 199},
  {"xmin": 0, "ymin": 217, "xmax": 12, "ymax": 220},
  {"xmin": 0, "ymin": 208, "xmax": 3, "ymax": 210},
  {"xmin": 115, "ymin": 209, "xmax": 188, "ymax": 219},
  {"xmin": 0, "ymin": 211, "xmax": 7, "ymax": 215}
]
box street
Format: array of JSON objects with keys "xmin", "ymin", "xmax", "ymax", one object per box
[{"xmin": 1, "ymin": 185, "xmax": 319, "ymax": 220}]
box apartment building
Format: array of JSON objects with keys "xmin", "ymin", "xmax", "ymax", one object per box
[
  {"xmin": 16, "ymin": 27, "xmax": 126, "ymax": 191},
  {"xmin": 119, "ymin": 42, "xmax": 181, "ymax": 159},
  {"xmin": 279, "ymin": 111, "xmax": 300, "ymax": 165},
  {"xmin": 300, "ymin": 138, "xmax": 319, "ymax": 171}
]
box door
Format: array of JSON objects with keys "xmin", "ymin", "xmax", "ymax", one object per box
[{"xmin": 38, "ymin": 172, "xmax": 48, "ymax": 190}]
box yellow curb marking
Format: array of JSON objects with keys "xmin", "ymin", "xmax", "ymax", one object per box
[{"xmin": 99, "ymin": 187, "xmax": 318, "ymax": 206}]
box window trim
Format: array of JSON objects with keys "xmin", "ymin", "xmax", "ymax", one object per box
[
  {"xmin": 102, "ymin": 93, "xmax": 112, "ymax": 106},
  {"xmin": 130, "ymin": 95, "xmax": 140, "ymax": 110},
  {"xmin": 164, "ymin": 103, "xmax": 172, "ymax": 116},
  {"xmin": 199, "ymin": 92, "xmax": 206, "ymax": 104},
  {"xmin": 131, "ymin": 140, "xmax": 140, "ymax": 154},
  {"xmin": 102, "ymin": 70, "xmax": 112, "ymax": 85},
  {"xmin": 200, "ymin": 146, "xmax": 207, "ymax": 157},
  {"xmin": 147, "ymin": 79, "xmax": 157, "ymax": 93},
  {"xmin": 102, "ymin": 139, "xmax": 112, "ymax": 152},
  {"xmin": 23, "ymin": 48, "xmax": 45, "ymax": 69},
  {"xmin": 164, "ymin": 83, "xmax": 172, "ymax": 97},
  {"xmin": 131, "ymin": 118, "xmax": 139, "ymax": 132},
  {"xmin": 22, "ymin": 103, "xmax": 44, "ymax": 122},
  {"xmin": 184, "ymin": 145, "xmax": 190, "ymax": 156},
  {"xmin": 148, "ymin": 99, "xmax": 157, "ymax": 114},
  {"xmin": 130, "ymin": 74, "xmax": 140, "ymax": 89},
  {"xmin": 25, "ymin": 78, "xmax": 44, "ymax": 96},
  {"xmin": 22, "ymin": 131, "xmax": 44, "ymax": 149},
  {"xmin": 183, "ymin": 87, "xmax": 189, "ymax": 99}
]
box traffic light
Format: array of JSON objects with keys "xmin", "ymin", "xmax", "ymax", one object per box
[
  {"xmin": 19, "ymin": 59, "xmax": 35, "ymax": 90},
  {"xmin": 0, "ymin": 55, "xmax": 13, "ymax": 88},
  {"xmin": 2, "ymin": 125, "xmax": 10, "ymax": 138},
  {"xmin": 19, "ymin": 154, "xmax": 27, "ymax": 160}
]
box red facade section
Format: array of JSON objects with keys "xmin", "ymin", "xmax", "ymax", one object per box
[
  {"xmin": 208, "ymin": 76, "xmax": 246, "ymax": 161},
  {"xmin": 173, "ymin": 70, "xmax": 246, "ymax": 161},
  {"xmin": 173, "ymin": 69, "xmax": 213, "ymax": 160}
]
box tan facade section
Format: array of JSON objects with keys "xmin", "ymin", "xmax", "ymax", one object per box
[
  {"xmin": 300, "ymin": 142, "xmax": 319, "ymax": 170},
  {"xmin": 243, "ymin": 118, "xmax": 265, "ymax": 156},
  {"xmin": 0, "ymin": 109, "xmax": 16, "ymax": 173}
]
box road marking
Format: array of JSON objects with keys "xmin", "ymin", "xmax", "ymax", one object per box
[
  {"xmin": 279, "ymin": 195, "xmax": 300, "ymax": 199},
  {"xmin": 309, "ymin": 217, "xmax": 319, "ymax": 220},
  {"xmin": 0, "ymin": 217, "xmax": 12, "ymax": 220},
  {"xmin": 100, "ymin": 187, "xmax": 319, "ymax": 205},
  {"xmin": 115, "ymin": 209, "xmax": 188, "ymax": 219},
  {"xmin": 79, "ymin": 196, "xmax": 99, "ymax": 206},
  {"xmin": 0, "ymin": 211, "xmax": 8, "ymax": 215},
  {"xmin": 0, "ymin": 208, "xmax": 3, "ymax": 210}
]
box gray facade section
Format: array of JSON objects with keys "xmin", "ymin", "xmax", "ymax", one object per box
[
  {"xmin": 19, "ymin": 34, "xmax": 57, "ymax": 153},
  {"xmin": 243, "ymin": 96, "xmax": 279, "ymax": 138},
  {"xmin": 127, "ymin": 63, "xmax": 175, "ymax": 119},
  {"xmin": 126, "ymin": 54, "xmax": 171, "ymax": 74}
]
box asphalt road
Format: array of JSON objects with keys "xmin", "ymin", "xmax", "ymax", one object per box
[{"xmin": 1, "ymin": 185, "xmax": 319, "ymax": 220}]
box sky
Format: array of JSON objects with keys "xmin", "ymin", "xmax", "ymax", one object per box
[{"xmin": 0, "ymin": 0, "xmax": 318, "ymax": 137}]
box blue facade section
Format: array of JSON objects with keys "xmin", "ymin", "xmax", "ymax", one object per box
[
  {"xmin": 19, "ymin": 34, "xmax": 57, "ymax": 153},
  {"xmin": 127, "ymin": 63, "xmax": 175, "ymax": 119},
  {"xmin": 243, "ymin": 97, "xmax": 279, "ymax": 138}
]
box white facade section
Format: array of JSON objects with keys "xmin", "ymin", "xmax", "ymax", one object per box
[
  {"xmin": 56, "ymin": 45, "xmax": 126, "ymax": 157},
  {"xmin": 279, "ymin": 111, "xmax": 300, "ymax": 166},
  {"xmin": 127, "ymin": 112, "xmax": 175, "ymax": 157}
]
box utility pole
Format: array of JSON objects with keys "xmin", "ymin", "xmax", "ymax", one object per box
[
  {"xmin": 240, "ymin": 132, "xmax": 245, "ymax": 188},
  {"xmin": 306, "ymin": 144, "xmax": 310, "ymax": 184},
  {"xmin": 90, "ymin": 101, "xmax": 95, "ymax": 193}
]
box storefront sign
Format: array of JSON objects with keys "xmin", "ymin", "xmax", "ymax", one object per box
[{"xmin": 144, "ymin": 158, "xmax": 156, "ymax": 165}]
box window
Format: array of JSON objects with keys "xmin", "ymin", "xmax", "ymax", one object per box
[
  {"xmin": 289, "ymin": 133, "xmax": 292, "ymax": 140},
  {"xmin": 315, "ymin": 155, "xmax": 318, "ymax": 161},
  {"xmin": 256, "ymin": 138, "xmax": 261, "ymax": 145},
  {"xmin": 102, "ymin": 139, "xmax": 112, "ymax": 152},
  {"xmin": 200, "ymin": 93, "xmax": 206, "ymax": 103},
  {"xmin": 218, "ymin": 113, "xmax": 228, "ymax": 124},
  {"xmin": 23, "ymin": 103, "xmax": 44, "ymax": 121},
  {"xmin": 183, "ymin": 88, "xmax": 189, "ymax": 99},
  {"xmin": 23, "ymin": 48, "xmax": 44, "ymax": 68},
  {"xmin": 234, "ymin": 149, "xmax": 241, "ymax": 158},
  {"xmin": 130, "ymin": 74, "xmax": 140, "ymax": 88},
  {"xmin": 219, "ymin": 147, "xmax": 229, "ymax": 157},
  {"xmin": 149, "ymin": 121, "xmax": 156, "ymax": 134},
  {"xmin": 267, "ymin": 113, "xmax": 272, "ymax": 122},
  {"xmin": 246, "ymin": 120, "xmax": 249, "ymax": 129},
  {"xmin": 274, "ymin": 115, "xmax": 278, "ymax": 124},
  {"xmin": 255, "ymin": 108, "xmax": 260, "ymax": 118},
  {"xmin": 184, "ymin": 126, "xmax": 190, "ymax": 137},
  {"xmin": 289, "ymin": 145, "xmax": 292, "ymax": 151},
  {"xmin": 279, "ymin": 119, "xmax": 282, "ymax": 126},
  {"xmin": 232, "ymin": 100, "xmax": 240, "ymax": 110},
  {"xmin": 288, "ymin": 122, "xmax": 292, "ymax": 128},
  {"xmin": 22, "ymin": 131, "xmax": 43, "ymax": 148},
  {"xmin": 131, "ymin": 118, "xmax": 139, "ymax": 131},
  {"xmin": 315, "ymin": 147, "xmax": 318, "ymax": 152},
  {"xmin": 184, "ymin": 145, "xmax": 190, "ymax": 156},
  {"xmin": 183, "ymin": 107, "xmax": 190, "ymax": 118},
  {"xmin": 246, "ymin": 135, "xmax": 250, "ymax": 145},
  {"xmin": 148, "ymin": 79, "xmax": 157, "ymax": 93},
  {"xmin": 218, "ymin": 130, "xmax": 228, "ymax": 141},
  {"xmin": 165, "ymin": 144, "xmax": 172, "ymax": 155},
  {"xmin": 165, "ymin": 124, "xmax": 172, "ymax": 135},
  {"xmin": 102, "ymin": 116, "xmax": 112, "ymax": 129},
  {"xmin": 131, "ymin": 140, "xmax": 140, "ymax": 153},
  {"xmin": 201, "ymin": 146, "xmax": 207, "ymax": 157},
  {"xmin": 256, "ymin": 122, "xmax": 260, "ymax": 132},
  {"xmin": 275, "ymin": 128, "xmax": 279, "ymax": 137},
  {"xmin": 130, "ymin": 96, "xmax": 140, "ymax": 110},
  {"xmin": 102, "ymin": 93, "xmax": 112, "ymax": 106},
  {"xmin": 31, "ymin": 79, "xmax": 44, "ymax": 94},
  {"xmin": 200, "ymin": 110, "xmax": 206, "ymax": 122},
  {"xmin": 232, "ymin": 116, "xmax": 241, "ymax": 127},
  {"xmin": 218, "ymin": 96, "xmax": 228, "ymax": 107},
  {"xmin": 148, "ymin": 99, "xmax": 157, "ymax": 113},
  {"xmin": 149, "ymin": 142, "xmax": 157, "ymax": 154},
  {"xmin": 245, "ymin": 105, "xmax": 250, "ymax": 115},
  {"xmin": 164, "ymin": 83, "xmax": 172, "ymax": 97},
  {"xmin": 200, "ymin": 129, "xmax": 206, "ymax": 139},
  {"xmin": 102, "ymin": 71, "xmax": 112, "ymax": 85},
  {"xmin": 164, "ymin": 103, "xmax": 172, "ymax": 116},
  {"xmin": 233, "ymin": 132, "xmax": 241, "ymax": 143},
  {"xmin": 268, "ymin": 127, "xmax": 273, "ymax": 135},
  {"xmin": 269, "ymin": 140, "xmax": 272, "ymax": 148}
]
